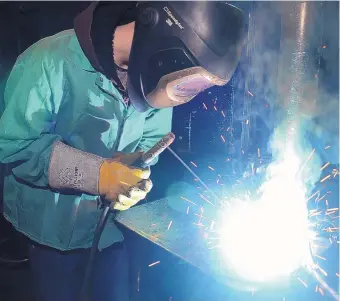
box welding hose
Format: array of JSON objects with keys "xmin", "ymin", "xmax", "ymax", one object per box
[
  {"xmin": 79, "ymin": 133, "xmax": 175, "ymax": 301},
  {"xmin": 0, "ymin": 238, "xmax": 29, "ymax": 265},
  {"xmin": 79, "ymin": 202, "xmax": 111, "ymax": 301}
]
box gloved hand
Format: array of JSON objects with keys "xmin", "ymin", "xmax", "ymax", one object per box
[{"xmin": 99, "ymin": 152, "xmax": 153, "ymax": 211}]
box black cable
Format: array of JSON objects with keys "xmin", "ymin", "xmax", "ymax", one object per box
[
  {"xmin": 0, "ymin": 238, "xmax": 29, "ymax": 265},
  {"xmin": 79, "ymin": 165, "xmax": 144, "ymax": 300},
  {"xmin": 79, "ymin": 202, "xmax": 112, "ymax": 301},
  {"xmin": 0, "ymin": 257, "xmax": 29, "ymax": 265}
]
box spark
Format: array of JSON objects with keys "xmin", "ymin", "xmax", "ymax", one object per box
[
  {"xmin": 314, "ymin": 254, "xmax": 326, "ymax": 261},
  {"xmin": 307, "ymin": 190, "xmax": 320, "ymax": 201},
  {"xmin": 167, "ymin": 220, "xmax": 173, "ymax": 230},
  {"xmin": 325, "ymin": 211, "xmax": 339, "ymax": 217},
  {"xmin": 208, "ymin": 166, "xmax": 215, "ymax": 171},
  {"xmin": 221, "ymin": 110, "xmax": 225, "ymax": 117},
  {"xmin": 320, "ymin": 174, "xmax": 331, "ymax": 183},
  {"xmin": 199, "ymin": 193, "xmax": 214, "ymax": 206},
  {"xmin": 186, "ymin": 206, "xmax": 190, "ymax": 214},
  {"xmin": 248, "ymin": 91, "xmax": 254, "ymax": 97},
  {"xmin": 257, "ymin": 148, "xmax": 261, "ymax": 157},
  {"xmin": 326, "ymin": 207, "xmax": 339, "ymax": 213},
  {"xmin": 246, "ymin": 119, "xmax": 249, "ymax": 125},
  {"xmin": 221, "ymin": 135, "xmax": 226, "ymax": 143},
  {"xmin": 148, "ymin": 261, "xmax": 160, "ymax": 267},
  {"xmin": 151, "ymin": 223, "xmax": 157, "ymax": 227},
  {"xmin": 317, "ymin": 193, "xmax": 328, "ymax": 202},
  {"xmin": 190, "ymin": 161, "xmax": 197, "ymax": 167},
  {"xmin": 319, "ymin": 287, "xmax": 325, "ymax": 296},
  {"xmin": 315, "ymin": 263, "xmax": 328, "ymax": 277},
  {"xmin": 203, "ymin": 103, "xmax": 207, "ymax": 110},
  {"xmin": 298, "ymin": 148, "xmax": 315, "ymax": 175},
  {"xmin": 322, "ymin": 45, "xmax": 327, "ymax": 49},
  {"xmin": 213, "ymin": 106, "xmax": 217, "ymax": 111},
  {"xmin": 297, "ymin": 277, "xmax": 308, "ymax": 288},
  {"xmin": 309, "ymin": 210, "xmax": 322, "ymax": 217},
  {"xmin": 321, "ymin": 162, "xmax": 330, "ymax": 171},
  {"xmin": 324, "ymin": 145, "xmax": 330, "ymax": 149},
  {"xmin": 180, "ymin": 196, "xmax": 197, "ymax": 205}
]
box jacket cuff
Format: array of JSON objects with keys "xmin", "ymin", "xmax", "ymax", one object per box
[{"xmin": 48, "ymin": 141, "xmax": 104, "ymax": 195}]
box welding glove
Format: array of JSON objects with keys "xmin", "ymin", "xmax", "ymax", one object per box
[
  {"xmin": 99, "ymin": 152, "xmax": 153, "ymax": 211},
  {"xmin": 48, "ymin": 142, "xmax": 152, "ymax": 210}
]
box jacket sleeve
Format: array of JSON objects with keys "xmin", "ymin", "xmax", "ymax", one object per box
[
  {"xmin": 0, "ymin": 49, "xmax": 104, "ymax": 195},
  {"xmin": 137, "ymin": 107, "xmax": 173, "ymax": 166},
  {"xmin": 0, "ymin": 49, "xmax": 63, "ymax": 188}
]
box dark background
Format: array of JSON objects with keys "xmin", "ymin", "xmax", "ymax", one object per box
[{"xmin": 0, "ymin": 1, "xmax": 339, "ymax": 301}]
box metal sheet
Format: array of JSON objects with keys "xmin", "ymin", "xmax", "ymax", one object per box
[
  {"xmin": 116, "ymin": 200, "xmax": 228, "ymax": 280},
  {"xmin": 116, "ymin": 199, "xmax": 257, "ymax": 291},
  {"xmin": 277, "ymin": 1, "xmax": 321, "ymax": 132}
]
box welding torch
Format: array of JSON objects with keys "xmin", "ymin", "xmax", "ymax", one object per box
[{"xmin": 79, "ymin": 132, "xmax": 175, "ymax": 300}]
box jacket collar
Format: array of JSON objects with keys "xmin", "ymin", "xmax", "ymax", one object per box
[
  {"xmin": 66, "ymin": 32, "xmax": 95, "ymax": 72},
  {"xmin": 73, "ymin": 2, "xmax": 104, "ymax": 74}
]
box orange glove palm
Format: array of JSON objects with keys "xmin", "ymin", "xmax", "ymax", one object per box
[{"xmin": 99, "ymin": 152, "xmax": 152, "ymax": 210}]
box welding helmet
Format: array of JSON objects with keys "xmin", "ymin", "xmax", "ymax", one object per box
[{"xmin": 128, "ymin": 1, "xmax": 245, "ymax": 112}]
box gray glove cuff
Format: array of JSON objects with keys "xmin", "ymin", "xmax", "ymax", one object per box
[{"xmin": 48, "ymin": 141, "xmax": 104, "ymax": 195}]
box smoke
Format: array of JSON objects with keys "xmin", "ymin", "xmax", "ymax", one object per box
[
  {"xmin": 234, "ymin": 2, "xmax": 338, "ymax": 168},
  {"xmin": 233, "ymin": 2, "xmax": 283, "ymax": 132}
]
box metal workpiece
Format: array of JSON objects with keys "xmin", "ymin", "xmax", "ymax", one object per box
[
  {"xmin": 115, "ymin": 199, "xmax": 269, "ymax": 291},
  {"xmin": 116, "ymin": 199, "xmax": 208, "ymax": 270},
  {"xmin": 277, "ymin": 1, "xmax": 322, "ymax": 136}
]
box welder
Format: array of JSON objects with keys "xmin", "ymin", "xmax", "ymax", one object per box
[{"xmin": 0, "ymin": 2, "xmax": 244, "ymax": 301}]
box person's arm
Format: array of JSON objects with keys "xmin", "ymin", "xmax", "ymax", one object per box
[
  {"xmin": 0, "ymin": 48, "xmax": 103, "ymax": 194},
  {"xmin": 0, "ymin": 47, "xmax": 152, "ymax": 204},
  {"xmin": 137, "ymin": 107, "xmax": 173, "ymax": 166},
  {"xmin": 0, "ymin": 49, "xmax": 64, "ymax": 187}
]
